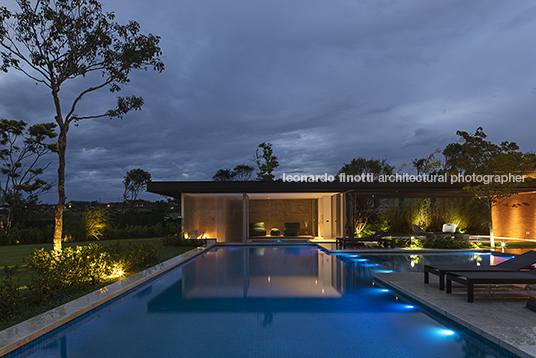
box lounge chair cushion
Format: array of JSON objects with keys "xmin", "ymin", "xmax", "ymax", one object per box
[
  {"xmin": 249, "ymin": 222, "xmax": 266, "ymax": 236},
  {"xmin": 270, "ymin": 228, "xmax": 280, "ymax": 236},
  {"xmin": 283, "ymin": 222, "xmax": 300, "ymax": 236}
]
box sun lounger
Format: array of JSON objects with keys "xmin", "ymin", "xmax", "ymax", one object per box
[
  {"xmin": 424, "ymin": 250, "xmax": 536, "ymax": 290},
  {"xmin": 446, "ymin": 269, "xmax": 536, "ymax": 302},
  {"xmin": 336, "ymin": 232, "xmax": 391, "ymax": 248},
  {"xmin": 412, "ymin": 224, "xmax": 454, "ymax": 239}
]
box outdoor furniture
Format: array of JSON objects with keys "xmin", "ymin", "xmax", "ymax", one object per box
[
  {"xmin": 411, "ymin": 225, "xmax": 435, "ymax": 239},
  {"xmin": 424, "ymin": 250, "xmax": 536, "ymax": 290},
  {"xmin": 527, "ymin": 300, "xmax": 536, "ymax": 312},
  {"xmin": 249, "ymin": 222, "xmax": 266, "ymax": 236},
  {"xmin": 270, "ymin": 228, "xmax": 280, "ymax": 236},
  {"xmin": 442, "ymin": 223, "xmax": 457, "ymax": 233},
  {"xmin": 336, "ymin": 232, "xmax": 392, "ymax": 248},
  {"xmin": 412, "ymin": 224, "xmax": 455, "ymax": 239},
  {"xmin": 446, "ymin": 269, "xmax": 536, "ymax": 302},
  {"xmin": 283, "ymin": 222, "xmax": 300, "ymax": 236}
]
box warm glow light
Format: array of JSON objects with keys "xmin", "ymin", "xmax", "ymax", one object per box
[{"xmin": 106, "ymin": 264, "xmax": 125, "ymax": 280}]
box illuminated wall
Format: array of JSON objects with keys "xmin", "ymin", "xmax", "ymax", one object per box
[
  {"xmin": 249, "ymin": 199, "xmax": 318, "ymax": 236},
  {"xmin": 182, "ymin": 193, "xmax": 244, "ymax": 242},
  {"xmin": 492, "ymin": 192, "xmax": 536, "ymax": 240}
]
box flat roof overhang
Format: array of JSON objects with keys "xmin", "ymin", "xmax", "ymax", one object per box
[{"xmin": 147, "ymin": 180, "xmax": 536, "ymax": 199}]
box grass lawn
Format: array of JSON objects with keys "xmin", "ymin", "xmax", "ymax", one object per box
[
  {"xmin": 0, "ymin": 237, "xmax": 193, "ymax": 283},
  {"xmin": 0, "ymin": 238, "xmax": 197, "ymax": 331}
]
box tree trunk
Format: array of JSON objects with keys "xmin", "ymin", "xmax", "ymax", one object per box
[
  {"xmin": 345, "ymin": 192, "xmax": 356, "ymax": 238},
  {"xmin": 488, "ymin": 199, "xmax": 495, "ymax": 248},
  {"xmin": 53, "ymin": 125, "xmax": 68, "ymax": 252}
]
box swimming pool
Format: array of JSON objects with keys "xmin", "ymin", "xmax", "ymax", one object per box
[{"xmin": 6, "ymin": 246, "xmax": 516, "ymax": 357}]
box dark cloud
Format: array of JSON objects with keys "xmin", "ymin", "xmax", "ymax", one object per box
[{"xmin": 2, "ymin": 0, "xmax": 536, "ymax": 202}]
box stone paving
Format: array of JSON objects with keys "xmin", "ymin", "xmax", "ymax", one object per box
[{"xmin": 374, "ymin": 272, "xmax": 536, "ymax": 358}]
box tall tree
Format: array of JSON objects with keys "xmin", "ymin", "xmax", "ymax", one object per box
[
  {"xmin": 233, "ymin": 164, "xmax": 255, "ymax": 181},
  {"xmin": 212, "ymin": 168, "xmax": 233, "ymax": 182},
  {"xmin": 338, "ymin": 157, "xmax": 395, "ymax": 235},
  {"xmin": 123, "ymin": 168, "xmax": 151, "ymax": 206},
  {"xmin": 0, "ymin": 0, "xmax": 164, "ymax": 250},
  {"xmin": 442, "ymin": 127, "xmax": 536, "ymax": 247},
  {"xmin": 254, "ymin": 142, "xmax": 279, "ymax": 181},
  {"xmin": 411, "ymin": 149, "xmax": 443, "ymax": 175},
  {"xmin": 212, "ymin": 164, "xmax": 255, "ymax": 181},
  {"xmin": 0, "ymin": 119, "xmax": 57, "ymax": 229}
]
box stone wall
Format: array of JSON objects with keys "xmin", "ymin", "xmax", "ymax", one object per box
[
  {"xmin": 492, "ymin": 192, "xmax": 536, "ymax": 240},
  {"xmin": 249, "ymin": 199, "xmax": 318, "ymax": 236}
]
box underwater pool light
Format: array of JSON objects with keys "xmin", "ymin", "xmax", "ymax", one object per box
[
  {"xmin": 373, "ymin": 269, "xmax": 395, "ymax": 273},
  {"xmin": 437, "ymin": 329, "xmax": 456, "ymax": 336}
]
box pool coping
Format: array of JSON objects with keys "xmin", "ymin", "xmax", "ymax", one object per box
[
  {"xmin": 373, "ymin": 273, "xmax": 535, "ymax": 358},
  {"xmin": 0, "ymin": 240, "xmax": 216, "ymax": 357}
]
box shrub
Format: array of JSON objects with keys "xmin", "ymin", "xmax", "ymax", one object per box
[
  {"xmin": 106, "ymin": 242, "xmax": 162, "ymax": 272},
  {"xmin": 0, "ymin": 266, "xmax": 24, "ymax": 319},
  {"xmin": 0, "ymin": 241, "xmax": 162, "ymax": 323},
  {"xmin": 65, "ymin": 207, "xmax": 109, "ymax": 241},
  {"xmin": 162, "ymin": 233, "xmax": 206, "ymax": 247},
  {"xmin": 393, "ymin": 238, "xmax": 424, "ymax": 249},
  {"xmin": 422, "ymin": 236, "xmax": 479, "ymax": 249},
  {"xmin": 25, "ymin": 242, "xmax": 161, "ymax": 300},
  {"xmin": 0, "ymin": 225, "xmax": 54, "ymax": 245},
  {"xmin": 0, "ymin": 220, "xmax": 181, "ymax": 246}
]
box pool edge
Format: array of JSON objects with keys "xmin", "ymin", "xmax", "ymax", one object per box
[
  {"xmin": 373, "ymin": 274, "xmax": 533, "ymax": 358},
  {"xmin": 0, "ymin": 240, "xmax": 216, "ymax": 357}
]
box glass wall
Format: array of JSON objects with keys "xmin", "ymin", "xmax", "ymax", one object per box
[{"xmin": 182, "ymin": 193, "xmax": 244, "ymax": 242}]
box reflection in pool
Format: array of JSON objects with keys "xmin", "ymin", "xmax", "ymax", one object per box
[{"xmin": 8, "ymin": 247, "xmax": 513, "ymax": 358}]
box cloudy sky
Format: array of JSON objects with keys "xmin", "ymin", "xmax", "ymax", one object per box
[{"xmin": 1, "ymin": 0, "xmax": 536, "ymax": 203}]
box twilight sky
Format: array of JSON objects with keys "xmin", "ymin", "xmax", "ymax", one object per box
[{"xmin": 1, "ymin": 0, "xmax": 536, "ymax": 203}]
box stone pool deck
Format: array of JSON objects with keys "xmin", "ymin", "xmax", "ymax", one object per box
[{"xmin": 374, "ymin": 272, "xmax": 536, "ymax": 358}]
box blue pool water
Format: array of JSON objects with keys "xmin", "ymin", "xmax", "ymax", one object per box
[{"xmin": 7, "ymin": 247, "xmax": 515, "ymax": 358}]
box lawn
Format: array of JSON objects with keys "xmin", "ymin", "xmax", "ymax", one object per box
[
  {"xmin": 0, "ymin": 238, "xmax": 197, "ymax": 331},
  {"xmin": 0, "ymin": 237, "xmax": 193, "ymax": 283}
]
